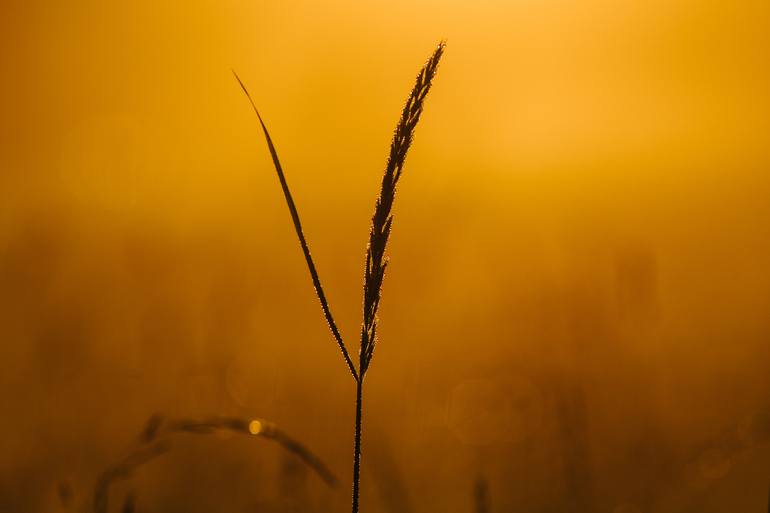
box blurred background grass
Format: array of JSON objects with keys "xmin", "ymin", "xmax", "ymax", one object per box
[{"xmin": 1, "ymin": 0, "xmax": 770, "ymax": 511}]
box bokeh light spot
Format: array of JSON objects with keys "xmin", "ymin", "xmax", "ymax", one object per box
[{"xmin": 249, "ymin": 420, "xmax": 263, "ymax": 435}]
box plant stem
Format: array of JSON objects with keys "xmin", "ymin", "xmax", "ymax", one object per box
[{"xmin": 352, "ymin": 377, "xmax": 363, "ymax": 513}]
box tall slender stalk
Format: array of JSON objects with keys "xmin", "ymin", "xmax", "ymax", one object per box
[
  {"xmin": 352, "ymin": 378, "xmax": 364, "ymax": 513},
  {"xmin": 352, "ymin": 41, "xmax": 445, "ymax": 513},
  {"xmin": 236, "ymin": 41, "xmax": 444, "ymax": 513}
]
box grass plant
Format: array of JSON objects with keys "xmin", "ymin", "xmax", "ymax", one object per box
[
  {"xmin": 235, "ymin": 41, "xmax": 445, "ymax": 513},
  {"xmin": 93, "ymin": 414, "xmax": 336, "ymax": 513}
]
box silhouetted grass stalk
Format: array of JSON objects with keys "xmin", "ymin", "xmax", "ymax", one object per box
[
  {"xmin": 94, "ymin": 415, "xmax": 336, "ymax": 513},
  {"xmin": 236, "ymin": 41, "xmax": 445, "ymax": 513},
  {"xmin": 474, "ymin": 475, "xmax": 490, "ymax": 513}
]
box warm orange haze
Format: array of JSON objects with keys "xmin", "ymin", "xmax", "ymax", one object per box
[{"xmin": 1, "ymin": 1, "xmax": 770, "ymax": 512}]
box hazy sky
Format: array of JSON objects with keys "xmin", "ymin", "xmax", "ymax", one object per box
[{"xmin": 1, "ymin": 1, "xmax": 770, "ymax": 512}]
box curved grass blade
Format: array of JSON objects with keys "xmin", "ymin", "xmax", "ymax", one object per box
[{"xmin": 233, "ymin": 70, "xmax": 358, "ymax": 382}]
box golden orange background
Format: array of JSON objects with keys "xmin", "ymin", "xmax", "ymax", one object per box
[{"xmin": 1, "ymin": 1, "xmax": 770, "ymax": 512}]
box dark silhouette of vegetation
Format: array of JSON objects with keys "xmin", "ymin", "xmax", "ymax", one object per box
[
  {"xmin": 474, "ymin": 475, "xmax": 490, "ymax": 513},
  {"xmin": 235, "ymin": 41, "xmax": 445, "ymax": 513},
  {"xmin": 93, "ymin": 414, "xmax": 336, "ymax": 513}
]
